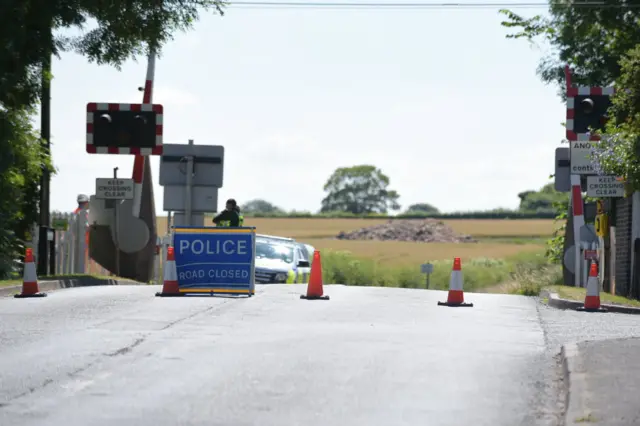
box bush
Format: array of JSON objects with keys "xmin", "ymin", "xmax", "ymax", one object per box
[{"xmin": 319, "ymin": 249, "xmax": 552, "ymax": 292}]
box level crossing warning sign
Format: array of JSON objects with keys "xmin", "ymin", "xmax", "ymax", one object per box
[
  {"xmin": 172, "ymin": 227, "xmax": 256, "ymax": 295},
  {"xmin": 95, "ymin": 178, "xmax": 134, "ymax": 200}
]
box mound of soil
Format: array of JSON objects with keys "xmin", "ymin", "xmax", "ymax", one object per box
[{"xmin": 335, "ymin": 219, "xmax": 477, "ymax": 243}]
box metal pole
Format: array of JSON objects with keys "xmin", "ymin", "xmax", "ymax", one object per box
[
  {"xmin": 185, "ymin": 139, "xmax": 194, "ymax": 226},
  {"xmin": 114, "ymin": 167, "xmax": 120, "ymax": 277},
  {"xmin": 426, "ymin": 273, "xmax": 430, "ymax": 289},
  {"xmin": 37, "ymin": 29, "xmax": 52, "ymax": 276}
]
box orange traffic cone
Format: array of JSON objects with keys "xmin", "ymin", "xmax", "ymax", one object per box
[
  {"xmin": 577, "ymin": 262, "xmax": 606, "ymax": 312},
  {"xmin": 300, "ymin": 250, "xmax": 330, "ymax": 300},
  {"xmin": 438, "ymin": 257, "xmax": 473, "ymax": 307},
  {"xmin": 155, "ymin": 247, "xmax": 184, "ymax": 297},
  {"xmin": 14, "ymin": 248, "xmax": 47, "ymax": 298}
]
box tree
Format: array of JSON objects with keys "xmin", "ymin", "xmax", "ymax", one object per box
[
  {"xmin": 517, "ymin": 183, "xmax": 568, "ymax": 214},
  {"xmin": 591, "ymin": 46, "xmax": 640, "ymax": 192},
  {"xmin": 242, "ymin": 199, "xmax": 284, "ymax": 215},
  {"xmin": 499, "ymin": 3, "xmax": 638, "ymax": 263},
  {"xmin": 320, "ymin": 165, "xmax": 401, "ymax": 215},
  {"xmin": 0, "ymin": 0, "xmax": 225, "ymax": 278},
  {"xmin": 499, "ymin": 1, "xmax": 640, "ymax": 95},
  {"xmin": 404, "ymin": 203, "xmax": 440, "ymax": 215},
  {"xmin": 1, "ymin": 0, "xmax": 225, "ymax": 110},
  {"xmin": 0, "ymin": 108, "xmax": 53, "ymax": 278}
]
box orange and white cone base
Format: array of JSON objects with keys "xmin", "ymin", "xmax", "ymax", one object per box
[
  {"xmin": 155, "ymin": 247, "xmax": 184, "ymax": 297},
  {"xmin": 301, "ymin": 250, "xmax": 330, "ymax": 300},
  {"xmin": 15, "ymin": 248, "xmax": 47, "ymax": 298},
  {"xmin": 438, "ymin": 257, "xmax": 473, "ymax": 307},
  {"xmin": 577, "ymin": 262, "xmax": 606, "ymax": 312}
]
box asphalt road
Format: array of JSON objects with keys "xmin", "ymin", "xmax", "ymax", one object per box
[
  {"xmin": 566, "ymin": 337, "xmax": 640, "ymax": 425},
  {"xmin": 2, "ymin": 285, "xmax": 640, "ymax": 426}
]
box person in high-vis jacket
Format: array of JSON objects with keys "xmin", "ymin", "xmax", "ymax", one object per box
[
  {"xmin": 213, "ymin": 198, "xmax": 243, "ymax": 227},
  {"xmin": 74, "ymin": 194, "xmax": 90, "ymax": 214}
]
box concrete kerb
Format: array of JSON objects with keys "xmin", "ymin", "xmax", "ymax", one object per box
[
  {"xmin": 561, "ymin": 342, "xmax": 591, "ymax": 425},
  {"xmin": 540, "ymin": 290, "xmax": 640, "ymax": 315},
  {"xmin": 0, "ymin": 277, "xmax": 147, "ymax": 297}
]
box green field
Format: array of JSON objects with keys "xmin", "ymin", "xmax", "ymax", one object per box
[
  {"xmin": 157, "ymin": 217, "xmax": 556, "ymax": 267},
  {"xmin": 155, "ymin": 217, "xmax": 560, "ymax": 292}
]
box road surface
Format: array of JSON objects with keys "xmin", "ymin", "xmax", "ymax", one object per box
[
  {"xmin": 2, "ymin": 285, "xmax": 640, "ymax": 426},
  {"xmin": 564, "ymin": 337, "xmax": 640, "ymax": 425}
]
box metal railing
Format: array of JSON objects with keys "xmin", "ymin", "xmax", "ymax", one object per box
[{"xmin": 31, "ymin": 210, "xmax": 111, "ymax": 276}]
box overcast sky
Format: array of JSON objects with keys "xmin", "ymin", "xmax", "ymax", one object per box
[{"xmin": 43, "ymin": 2, "xmax": 564, "ymax": 214}]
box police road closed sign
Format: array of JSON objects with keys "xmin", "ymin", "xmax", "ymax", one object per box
[
  {"xmin": 172, "ymin": 227, "xmax": 256, "ymax": 295},
  {"xmin": 95, "ymin": 178, "xmax": 134, "ymax": 200},
  {"xmin": 586, "ymin": 176, "xmax": 624, "ymax": 197}
]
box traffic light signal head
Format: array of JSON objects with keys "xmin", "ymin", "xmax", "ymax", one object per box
[
  {"xmin": 86, "ymin": 103, "xmax": 163, "ymax": 155},
  {"xmin": 566, "ymin": 87, "xmax": 614, "ymax": 141}
]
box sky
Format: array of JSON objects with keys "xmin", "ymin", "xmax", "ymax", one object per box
[{"xmin": 43, "ymin": 1, "xmax": 566, "ymax": 215}]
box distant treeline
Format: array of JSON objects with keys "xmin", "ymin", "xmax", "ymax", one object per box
[{"xmin": 243, "ymin": 210, "xmax": 557, "ymax": 220}]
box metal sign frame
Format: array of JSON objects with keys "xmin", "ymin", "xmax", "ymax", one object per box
[{"xmin": 86, "ymin": 102, "xmax": 164, "ymax": 155}]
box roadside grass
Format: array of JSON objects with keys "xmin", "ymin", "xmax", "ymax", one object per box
[
  {"xmin": 4, "ymin": 218, "xmax": 557, "ymax": 292},
  {"xmin": 306, "ymin": 239, "xmax": 545, "ymax": 267},
  {"xmin": 544, "ymin": 285, "xmax": 640, "ymax": 308},
  {"xmin": 476, "ymin": 236, "xmax": 549, "ymax": 245},
  {"xmin": 320, "ymin": 249, "xmax": 553, "ymax": 292},
  {"xmin": 159, "ymin": 216, "xmax": 549, "ymax": 268}
]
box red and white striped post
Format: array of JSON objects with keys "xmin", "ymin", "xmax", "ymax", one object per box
[
  {"xmin": 564, "ymin": 65, "xmax": 615, "ymax": 287},
  {"xmin": 132, "ymin": 53, "xmax": 157, "ymax": 218},
  {"xmin": 570, "ymin": 174, "xmax": 585, "ymax": 287}
]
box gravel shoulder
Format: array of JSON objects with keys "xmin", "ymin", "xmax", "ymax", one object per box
[{"xmin": 562, "ymin": 338, "xmax": 640, "ymax": 425}]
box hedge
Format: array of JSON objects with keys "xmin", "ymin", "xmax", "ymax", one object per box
[{"xmin": 244, "ymin": 210, "xmax": 557, "ymax": 220}]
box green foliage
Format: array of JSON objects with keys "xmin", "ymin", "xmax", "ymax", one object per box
[
  {"xmin": 320, "ymin": 165, "xmax": 401, "ymax": 215},
  {"xmin": 241, "ymin": 199, "xmax": 284, "ymax": 215},
  {"xmin": 545, "ymin": 196, "xmax": 568, "ymax": 264},
  {"xmin": 0, "ymin": 108, "xmax": 54, "ymax": 279},
  {"xmin": 518, "ymin": 183, "xmax": 569, "ymax": 215},
  {"xmin": 509, "ymin": 261, "xmax": 563, "ymax": 296},
  {"xmin": 500, "ymin": 2, "xmax": 639, "ymax": 264},
  {"xmin": 0, "ymin": 0, "xmax": 225, "ymax": 277},
  {"xmin": 319, "ymin": 249, "xmax": 551, "ymax": 291},
  {"xmin": 591, "ymin": 45, "xmax": 640, "ymax": 192},
  {"xmin": 514, "ymin": 181, "xmax": 569, "ymax": 263},
  {"xmin": 499, "ymin": 1, "xmax": 640, "ymax": 95},
  {"xmin": 404, "ymin": 202, "xmax": 440, "ymax": 215}
]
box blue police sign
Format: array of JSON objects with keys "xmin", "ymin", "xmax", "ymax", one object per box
[{"xmin": 172, "ymin": 226, "xmax": 256, "ymax": 295}]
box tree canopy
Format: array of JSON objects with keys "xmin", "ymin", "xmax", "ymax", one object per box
[
  {"xmin": 500, "ymin": 2, "xmax": 640, "ymax": 189},
  {"xmin": 592, "ymin": 46, "xmax": 640, "ymax": 191},
  {"xmin": 499, "ymin": 1, "xmax": 640, "ymax": 95},
  {"xmin": 404, "ymin": 203, "xmax": 440, "ymax": 215},
  {"xmin": 242, "ymin": 199, "xmax": 284, "ymax": 215},
  {"xmin": 517, "ymin": 183, "xmax": 568, "ymax": 215},
  {"xmin": 321, "ymin": 165, "xmax": 401, "ymax": 215}
]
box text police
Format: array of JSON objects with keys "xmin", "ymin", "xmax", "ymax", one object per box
[{"xmin": 178, "ymin": 238, "xmax": 248, "ymax": 256}]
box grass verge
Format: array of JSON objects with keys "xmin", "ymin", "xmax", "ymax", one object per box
[
  {"xmin": 320, "ymin": 248, "xmax": 557, "ymax": 292},
  {"xmin": 544, "ymin": 285, "xmax": 640, "ymax": 308}
]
